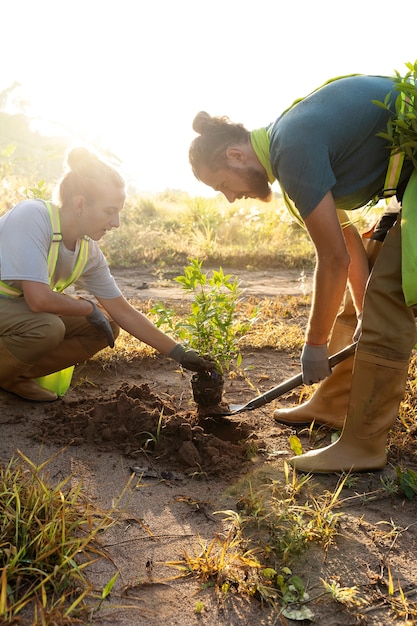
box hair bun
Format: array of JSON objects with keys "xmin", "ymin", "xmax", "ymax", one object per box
[
  {"xmin": 192, "ymin": 111, "xmax": 235, "ymax": 136},
  {"xmin": 66, "ymin": 146, "xmax": 97, "ymax": 171},
  {"xmin": 192, "ymin": 111, "xmax": 214, "ymax": 135}
]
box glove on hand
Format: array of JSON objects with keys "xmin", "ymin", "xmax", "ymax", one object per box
[
  {"xmin": 301, "ymin": 342, "xmax": 331, "ymax": 385},
  {"xmin": 353, "ymin": 311, "xmax": 363, "ymax": 342},
  {"xmin": 168, "ymin": 344, "xmax": 216, "ymax": 373},
  {"xmin": 85, "ymin": 300, "xmax": 115, "ymax": 348}
]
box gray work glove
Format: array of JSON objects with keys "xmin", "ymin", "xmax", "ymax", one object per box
[
  {"xmin": 85, "ymin": 300, "xmax": 115, "ymax": 348},
  {"xmin": 301, "ymin": 342, "xmax": 331, "ymax": 385},
  {"xmin": 353, "ymin": 311, "xmax": 363, "ymax": 342},
  {"xmin": 169, "ymin": 344, "xmax": 216, "ymax": 373}
]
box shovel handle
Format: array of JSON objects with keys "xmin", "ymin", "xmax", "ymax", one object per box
[{"xmin": 244, "ymin": 342, "xmax": 357, "ymax": 411}]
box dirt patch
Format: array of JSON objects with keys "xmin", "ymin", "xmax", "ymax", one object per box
[
  {"xmin": 1, "ymin": 268, "xmax": 417, "ymax": 626},
  {"xmin": 34, "ymin": 381, "xmax": 256, "ymax": 477}
]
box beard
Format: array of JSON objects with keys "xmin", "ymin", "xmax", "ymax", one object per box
[{"xmin": 232, "ymin": 165, "xmax": 273, "ymax": 201}]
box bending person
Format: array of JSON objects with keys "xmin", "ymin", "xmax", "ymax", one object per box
[{"xmin": 188, "ymin": 73, "xmax": 416, "ymax": 473}]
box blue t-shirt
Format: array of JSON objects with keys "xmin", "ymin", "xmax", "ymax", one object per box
[{"xmin": 268, "ymin": 75, "xmax": 413, "ymax": 219}]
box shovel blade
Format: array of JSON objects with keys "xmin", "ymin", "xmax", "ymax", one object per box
[
  {"xmin": 202, "ymin": 403, "xmax": 253, "ymax": 417},
  {"xmin": 226, "ymin": 404, "xmax": 247, "ymax": 414}
]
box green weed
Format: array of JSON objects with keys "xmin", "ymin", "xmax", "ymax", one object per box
[
  {"xmin": 0, "ymin": 450, "xmax": 125, "ymax": 624},
  {"xmin": 165, "ymin": 465, "xmax": 347, "ymax": 619}
]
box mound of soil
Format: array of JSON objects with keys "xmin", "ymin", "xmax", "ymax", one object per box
[{"xmin": 33, "ymin": 382, "xmax": 260, "ymax": 476}]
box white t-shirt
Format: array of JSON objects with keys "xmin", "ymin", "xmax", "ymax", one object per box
[{"xmin": 0, "ymin": 199, "xmax": 122, "ymax": 300}]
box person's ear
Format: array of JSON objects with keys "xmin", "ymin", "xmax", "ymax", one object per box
[
  {"xmin": 73, "ymin": 195, "xmax": 86, "ymax": 215},
  {"xmin": 225, "ymin": 146, "xmax": 246, "ymax": 164}
]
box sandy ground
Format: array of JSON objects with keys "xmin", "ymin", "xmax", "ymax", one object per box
[{"xmin": 1, "ymin": 267, "xmax": 417, "ymax": 625}]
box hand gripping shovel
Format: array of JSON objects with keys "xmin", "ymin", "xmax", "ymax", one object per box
[{"xmin": 208, "ymin": 342, "xmax": 357, "ymax": 417}]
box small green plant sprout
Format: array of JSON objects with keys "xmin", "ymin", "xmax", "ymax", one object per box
[
  {"xmin": 321, "ymin": 578, "xmax": 367, "ymax": 608},
  {"xmin": 394, "ymin": 466, "xmax": 417, "ymax": 500},
  {"xmin": 274, "ymin": 567, "xmax": 315, "ymax": 621},
  {"xmin": 91, "ymin": 571, "xmax": 119, "ymax": 617},
  {"xmin": 138, "ymin": 408, "xmax": 164, "ymax": 452},
  {"xmin": 248, "ymin": 565, "xmax": 314, "ymax": 620},
  {"xmin": 194, "ymin": 599, "xmax": 205, "ymax": 614},
  {"xmin": 379, "ymin": 473, "xmax": 400, "ymax": 497},
  {"xmin": 151, "ymin": 257, "xmax": 256, "ymax": 374}
]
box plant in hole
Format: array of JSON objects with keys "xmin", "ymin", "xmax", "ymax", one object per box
[{"xmin": 151, "ymin": 257, "xmax": 257, "ymax": 406}]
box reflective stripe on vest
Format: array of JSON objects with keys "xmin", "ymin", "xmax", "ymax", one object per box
[{"xmin": 0, "ymin": 201, "xmax": 89, "ymax": 297}]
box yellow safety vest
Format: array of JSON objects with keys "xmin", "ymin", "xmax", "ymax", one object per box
[{"xmin": 0, "ymin": 201, "xmax": 89, "ymax": 297}]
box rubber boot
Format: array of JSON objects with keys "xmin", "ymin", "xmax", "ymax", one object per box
[
  {"xmin": 289, "ymin": 351, "xmax": 409, "ymax": 473},
  {"xmin": 0, "ymin": 340, "xmax": 57, "ymax": 402},
  {"xmin": 273, "ymin": 320, "xmax": 355, "ymax": 429}
]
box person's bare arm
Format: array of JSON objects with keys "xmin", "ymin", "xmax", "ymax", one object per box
[
  {"xmin": 98, "ymin": 295, "xmax": 177, "ymax": 355},
  {"xmin": 303, "ymin": 192, "xmax": 351, "ymax": 345},
  {"xmin": 22, "ymin": 281, "xmax": 94, "ymax": 316}
]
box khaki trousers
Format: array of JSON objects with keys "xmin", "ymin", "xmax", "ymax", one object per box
[
  {"xmin": 360, "ymin": 216, "xmax": 416, "ymax": 361},
  {"xmin": 0, "ymin": 297, "xmax": 119, "ymax": 375}
]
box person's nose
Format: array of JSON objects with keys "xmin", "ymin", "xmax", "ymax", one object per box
[{"xmin": 110, "ymin": 214, "xmax": 120, "ymax": 229}]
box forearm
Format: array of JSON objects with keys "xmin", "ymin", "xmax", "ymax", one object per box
[
  {"xmin": 100, "ymin": 296, "xmax": 177, "ymax": 355},
  {"xmin": 306, "ymin": 259, "xmax": 348, "ymax": 345},
  {"xmin": 22, "ymin": 281, "xmax": 94, "ymax": 316},
  {"xmin": 340, "ymin": 217, "xmax": 369, "ymax": 314},
  {"xmin": 126, "ymin": 313, "xmax": 177, "ymax": 355},
  {"xmin": 304, "ymin": 194, "xmax": 351, "ymax": 345}
]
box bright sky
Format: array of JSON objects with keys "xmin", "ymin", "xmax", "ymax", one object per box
[{"xmin": 2, "ymin": 0, "xmax": 416, "ymax": 196}]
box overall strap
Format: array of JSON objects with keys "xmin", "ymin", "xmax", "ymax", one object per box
[{"xmin": 0, "ymin": 281, "xmax": 22, "ymax": 297}]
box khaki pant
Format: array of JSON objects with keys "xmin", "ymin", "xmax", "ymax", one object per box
[
  {"xmin": 0, "ymin": 297, "xmax": 119, "ymax": 375},
  {"xmin": 360, "ymin": 216, "xmax": 417, "ymax": 361}
]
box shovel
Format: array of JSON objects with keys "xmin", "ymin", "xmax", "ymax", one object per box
[{"xmin": 206, "ymin": 343, "xmax": 357, "ymax": 417}]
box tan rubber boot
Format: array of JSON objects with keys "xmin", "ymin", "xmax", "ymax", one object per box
[
  {"xmin": 289, "ymin": 351, "xmax": 409, "ymax": 473},
  {"xmin": 0, "ymin": 341, "xmax": 57, "ymax": 402},
  {"xmin": 273, "ymin": 320, "xmax": 355, "ymax": 429}
]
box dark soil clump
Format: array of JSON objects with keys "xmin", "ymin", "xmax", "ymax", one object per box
[{"xmin": 33, "ymin": 382, "xmax": 258, "ymax": 476}]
